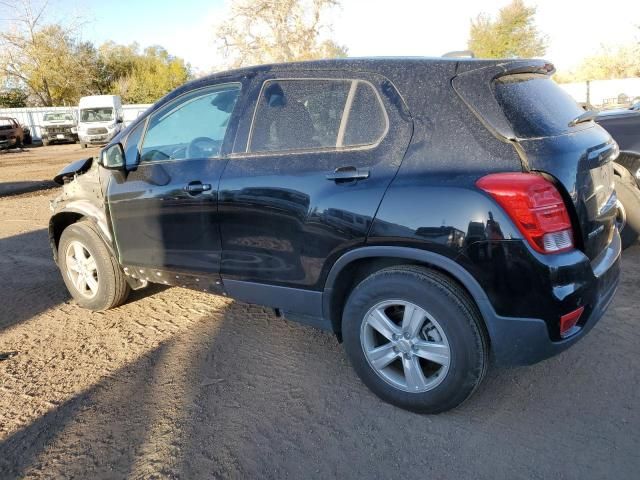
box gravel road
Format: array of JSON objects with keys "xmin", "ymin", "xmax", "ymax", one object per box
[{"xmin": 0, "ymin": 147, "xmax": 638, "ymax": 479}]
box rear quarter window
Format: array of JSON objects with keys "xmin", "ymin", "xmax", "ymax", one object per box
[{"xmin": 494, "ymin": 74, "xmax": 585, "ymax": 138}]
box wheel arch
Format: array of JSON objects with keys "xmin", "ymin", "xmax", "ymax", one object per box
[
  {"xmin": 322, "ymin": 246, "xmax": 496, "ymax": 342},
  {"xmin": 49, "ymin": 202, "xmax": 114, "ymax": 263}
]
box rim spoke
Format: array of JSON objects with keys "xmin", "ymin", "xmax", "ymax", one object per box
[
  {"xmin": 402, "ymin": 303, "xmax": 425, "ymax": 338},
  {"xmin": 413, "ymin": 341, "xmax": 450, "ymax": 367},
  {"xmin": 367, "ymin": 343, "xmax": 399, "ymax": 370},
  {"xmin": 402, "ymin": 355, "xmax": 427, "ymax": 391},
  {"xmin": 73, "ymin": 243, "xmax": 85, "ymax": 261},
  {"xmin": 73, "ymin": 273, "xmax": 86, "ymax": 292},
  {"xmin": 367, "ymin": 309, "xmax": 400, "ymax": 341},
  {"xmin": 68, "ymin": 263, "xmax": 81, "ymax": 273},
  {"xmin": 85, "ymin": 275, "xmax": 98, "ymax": 294},
  {"xmin": 84, "ymin": 257, "xmax": 97, "ymax": 273}
]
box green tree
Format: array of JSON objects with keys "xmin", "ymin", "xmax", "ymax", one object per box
[
  {"xmin": 0, "ymin": 1, "xmax": 191, "ymax": 105},
  {"xmin": 555, "ymin": 44, "xmax": 640, "ymax": 83},
  {"xmin": 112, "ymin": 46, "xmax": 191, "ymax": 103},
  {"xmin": 215, "ymin": 0, "xmax": 347, "ymax": 68},
  {"xmin": 0, "ymin": 88, "xmax": 28, "ymax": 107},
  {"xmin": 468, "ymin": 0, "xmax": 547, "ymax": 58},
  {"xmin": 0, "ymin": 1, "xmax": 97, "ymax": 105}
]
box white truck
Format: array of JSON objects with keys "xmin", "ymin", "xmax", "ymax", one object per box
[
  {"xmin": 77, "ymin": 95, "xmax": 124, "ymax": 148},
  {"xmin": 41, "ymin": 112, "xmax": 78, "ymax": 146}
]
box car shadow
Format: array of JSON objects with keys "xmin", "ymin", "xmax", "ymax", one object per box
[
  {"xmin": 1, "ymin": 282, "xmax": 637, "ymax": 479},
  {"xmin": 0, "ymin": 181, "xmax": 58, "ymax": 198}
]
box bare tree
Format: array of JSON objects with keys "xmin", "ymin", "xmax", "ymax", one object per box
[{"xmin": 215, "ymin": 0, "xmax": 347, "ymax": 69}]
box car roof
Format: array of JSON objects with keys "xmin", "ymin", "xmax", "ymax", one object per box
[{"xmin": 195, "ymin": 56, "xmax": 512, "ymax": 82}]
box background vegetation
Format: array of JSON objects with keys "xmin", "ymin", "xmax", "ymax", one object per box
[{"xmin": 1, "ymin": 0, "xmax": 639, "ymax": 107}]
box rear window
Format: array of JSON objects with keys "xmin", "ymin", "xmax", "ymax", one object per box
[
  {"xmin": 494, "ymin": 74, "xmax": 585, "ymax": 138},
  {"xmin": 249, "ymin": 79, "xmax": 388, "ymax": 153}
]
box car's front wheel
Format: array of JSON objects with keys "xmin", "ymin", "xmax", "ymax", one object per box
[
  {"xmin": 342, "ymin": 265, "xmax": 488, "ymax": 413},
  {"xmin": 58, "ymin": 221, "xmax": 130, "ymax": 311}
]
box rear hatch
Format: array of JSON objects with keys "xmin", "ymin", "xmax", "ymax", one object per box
[{"xmin": 453, "ymin": 60, "xmax": 618, "ymax": 260}]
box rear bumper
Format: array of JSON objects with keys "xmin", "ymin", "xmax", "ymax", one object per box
[{"xmin": 463, "ymin": 231, "xmax": 621, "ymax": 366}]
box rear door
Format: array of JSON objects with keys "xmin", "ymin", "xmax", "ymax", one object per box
[{"xmin": 218, "ymin": 71, "xmax": 413, "ymax": 292}]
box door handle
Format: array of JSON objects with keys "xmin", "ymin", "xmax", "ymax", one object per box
[
  {"xmin": 184, "ymin": 181, "xmax": 212, "ymax": 194},
  {"xmin": 326, "ymin": 166, "xmax": 370, "ymax": 182}
]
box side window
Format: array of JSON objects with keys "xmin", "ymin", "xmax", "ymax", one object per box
[
  {"xmin": 341, "ymin": 81, "xmax": 388, "ymax": 147},
  {"xmin": 140, "ymin": 84, "xmax": 240, "ymax": 162},
  {"xmin": 123, "ymin": 121, "xmax": 145, "ymax": 166},
  {"xmin": 248, "ymin": 79, "xmax": 388, "ymax": 154}
]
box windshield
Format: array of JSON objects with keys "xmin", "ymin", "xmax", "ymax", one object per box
[
  {"xmin": 80, "ymin": 108, "xmax": 113, "ymax": 123},
  {"xmin": 44, "ymin": 113, "xmax": 74, "ymax": 122}
]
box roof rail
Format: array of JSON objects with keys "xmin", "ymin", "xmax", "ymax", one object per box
[{"xmin": 442, "ymin": 50, "xmax": 475, "ymax": 58}]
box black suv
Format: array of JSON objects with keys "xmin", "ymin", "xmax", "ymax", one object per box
[{"xmin": 50, "ymin": 58, "xmax": 621, "ymax": 413}]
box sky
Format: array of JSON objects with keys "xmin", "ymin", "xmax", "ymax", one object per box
[{"xmin": 30, "ymin": 0, "xmax": 640, "ymax": 74}]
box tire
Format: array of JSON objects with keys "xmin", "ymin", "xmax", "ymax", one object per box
[
  {"xmin": 342, "ymin": 265, "xmax": 488, "ymax": 413},
  {"xmin": 614, "ymin": 175, "xmax": 640, "ymax": 249},
  {"xmin": 81, "ymin": 143, "xmax": 87, "ymax": 149},
  {"xmin": 58, "ymin": 221, "xmax": 130, "ymax": 311}
]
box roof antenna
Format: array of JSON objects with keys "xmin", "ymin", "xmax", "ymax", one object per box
[{"xmin": 442, "ymin": 50, "xmax": 475, "ymax": 58}]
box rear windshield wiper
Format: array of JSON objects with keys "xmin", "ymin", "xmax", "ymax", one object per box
[{"xmin": 568, "ymin": 110, "xmax": 598, "ymax": 127}]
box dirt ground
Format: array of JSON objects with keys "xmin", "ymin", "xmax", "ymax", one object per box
[
  {"xmin": 0, "ymin": 144, "xmax": 101, "ymax": 197},
  {"xmin": 0, "ymin": 146, "xmax": 638, "ymax": 479}
]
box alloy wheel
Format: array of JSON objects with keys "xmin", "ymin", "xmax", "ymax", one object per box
[
  {"xmin": 360, "ymin": 300, "xmax": 450, "ymax": 393},
  {"xmin": 65, "ymin": 240, "xmax": 99, "ymax": 299}
]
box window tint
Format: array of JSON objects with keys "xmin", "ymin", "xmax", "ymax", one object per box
[
  {"xmin": 494, "ymin": 74, "xmax": 585, "ymax": 138},
  {"xmin": 123, "ymin": 121, "xmax": 145, "ymax": 166},
  {"xmin": 249, "ymin": 79, "xmax": 387, "ymax": 153},
  {"xmin": 140, "ymin": 84, "xmax": 240, "ymax": 162}
]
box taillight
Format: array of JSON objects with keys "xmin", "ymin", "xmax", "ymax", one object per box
[{"xmin": 476, "ymin": 173, "xmax": 574, "ymax": 254}]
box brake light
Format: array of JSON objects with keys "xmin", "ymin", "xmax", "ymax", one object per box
[{"xmin": 476, "ymin": 173, "xmax": 574, "ymax": 254}]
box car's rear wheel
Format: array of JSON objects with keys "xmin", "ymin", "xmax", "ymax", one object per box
[
  {"xmin": 614, "ymin": 175, "xmax": 640, "ymax": 249},
  {"xmin": 342, "ymin": 265, "xmax": 488, "ymax": 413},
  {"xmin": 58, "ymin": 221, "xmax": 130, "ymax": 311}
]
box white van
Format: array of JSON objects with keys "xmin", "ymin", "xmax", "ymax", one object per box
[{"xmin": 77, "ymin": 95, "xmax": 124, "ymax": 148}]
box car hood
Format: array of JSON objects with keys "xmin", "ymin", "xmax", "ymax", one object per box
[{"xmin": 43, "ymin": 121, "xmax": 75, "ymax": 127}]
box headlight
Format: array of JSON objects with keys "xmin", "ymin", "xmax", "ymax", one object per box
[{"xmin": 71, "ymin": 127, "xmax": 77, "ymax": 134}]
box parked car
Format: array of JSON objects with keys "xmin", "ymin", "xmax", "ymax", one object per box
[
  {"xmin": 41, "ymin": 112, "xmax": 78, "ymax": 146},
  {"xmin": 22, "ymin": 125, "xmax": 32, "ymax": 145},
  {"xmin": 49, "ymin": 58, "xmax": 621, "ymax": 413},
  {"xmin": 0, "ymin": 116, "xmax": 25, "ymax": 149},
  {"xmin": 596, "ymin": 102, "xmax": 640, "ymax": 248},
  {"xmin": 77, "ymin": 95, "xmax": 124, "ymax": 148}
]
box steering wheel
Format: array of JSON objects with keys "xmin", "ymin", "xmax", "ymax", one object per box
[{"xmin": 186, "ymin": 137, "xmax": 220, "ymax": 159}]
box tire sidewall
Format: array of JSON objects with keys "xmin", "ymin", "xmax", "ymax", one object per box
[
  {"xmin": 615, "ymin": 176, "xmax": 640, "ymax": 249},
  {"xmin": 342, "ymin": 269, "xmax": 485, "ymax": 413}
]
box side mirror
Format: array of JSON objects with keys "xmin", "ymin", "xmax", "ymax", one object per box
[
  {"xmin": 100, "ymin": 143, "xmax": 126, "ymax": 170},
  {"xmin": 116, "ymin": 117, "xmax": 124, "ymax": 124}
]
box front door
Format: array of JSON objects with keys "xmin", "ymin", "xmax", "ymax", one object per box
[{"xmin": 107, "ymin": 82, "xmax": 242, "ymax": 289}]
